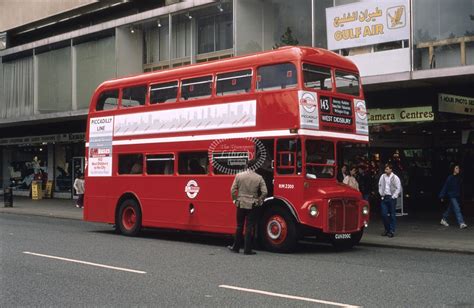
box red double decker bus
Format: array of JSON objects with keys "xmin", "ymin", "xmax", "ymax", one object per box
[{"xmin": 85, "ymin": 46, "xmax": 370, "ymax": 252}]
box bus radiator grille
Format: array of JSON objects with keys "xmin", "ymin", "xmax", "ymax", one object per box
[{"xmin": 328, "ymin": 199, "xmax": 359, "ymax": 233}]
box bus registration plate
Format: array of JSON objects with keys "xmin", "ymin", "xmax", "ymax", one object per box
[{"xmin": 334, "ymin": 233, "xmax": 351, "ymax": 240}]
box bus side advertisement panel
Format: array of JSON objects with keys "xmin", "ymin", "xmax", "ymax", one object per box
[{"xmin": 88, "ymin": 116, "xmax": 114, "ymax": 177}]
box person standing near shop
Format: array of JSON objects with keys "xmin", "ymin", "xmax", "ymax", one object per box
[
  {"xmin": 357, "ymin": 165, "xmax": 372, "ymax": 201},
  {"xmin": 73, "ymin": 173, "xmax": 85, "ymax": 208},
  {"xmin": 378, "ymin": 164, "xmax": 402, "ymax": 238},
  {"xmin": 439, "ymin": 164, "xmax": 468, "ymax": 229},
  {"xmin": 228, "ymin": 159, "xmax": 268, "ymax": 255}
]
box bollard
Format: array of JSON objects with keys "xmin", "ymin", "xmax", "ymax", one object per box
[{"xmin": 4, "ymin": 187, "xmax": 13, "ymax": 207}]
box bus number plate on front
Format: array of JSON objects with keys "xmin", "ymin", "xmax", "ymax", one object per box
[{"xmin": 335, "ymin": 233, "xmax": 351, "ymax": 240}]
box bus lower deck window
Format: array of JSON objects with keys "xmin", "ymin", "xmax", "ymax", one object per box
[
  {"xmin": 146, "ymin": 154, "xmax": 174, "ymax": 174},
  {"xmin": 178, "ymin": 152, "xmax": 208, "ymax": 174},
  {"xmin": 118, "ymin": 154, "xmax": 143, "ymax": 174}
]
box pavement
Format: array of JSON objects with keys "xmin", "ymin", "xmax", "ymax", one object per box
[{"xmin": 1, "ymin": 196, "xmax": 473, "ymax": 254}]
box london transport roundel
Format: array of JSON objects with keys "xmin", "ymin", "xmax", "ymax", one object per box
[
  {"xmin": 355, "ymin": 100, "xmax": 367, "ymax": 120},
  {"xmin": 300, "ymin": 92, "xmax": 317, "ymax": 113},
  {"xmin": 185, "ymin": 180, "xmax": 200, "ymax": 199}
]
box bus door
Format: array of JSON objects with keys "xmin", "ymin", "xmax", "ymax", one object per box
[{"xmin": 273, "ymin": 138, "xmax": 303, "ymax": 204}]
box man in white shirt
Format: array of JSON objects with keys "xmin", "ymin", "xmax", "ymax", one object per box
[{"xmin": 378, "ymin": 163, "xmax": 401, "ymax": 238}]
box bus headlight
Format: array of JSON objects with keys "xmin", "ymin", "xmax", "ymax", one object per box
[
  {"xmin": 309, "ymin": 204, "xmax": 319, "ymax": 217},
  {"xmin": 362, "ymin": 206, "xmax": 369, "ymax": 216}
]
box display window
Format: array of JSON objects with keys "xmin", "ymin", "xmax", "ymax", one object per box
[{"xmin": 8, "ymin": 146, "xmax": 48, "ymax": 191}]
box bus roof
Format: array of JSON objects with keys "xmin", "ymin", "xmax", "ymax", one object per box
[{"xmin": 96, "ymin": 46, "xmax": 358, "ymax": 91}]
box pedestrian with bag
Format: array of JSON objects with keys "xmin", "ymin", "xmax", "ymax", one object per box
[
  {"xmin": 378, "ymin": 163, "xmax": 401, "ymax": 238},
  {"xmin": 73, "ymin": 173, "xmax": 85, "ymax": 208},
  {"xmin": 439, "ymin": 164, "xmax": 468, "ymax": 229},
  {"xmin": 228, "ymin": 159, "xmax": 268, "ymax": 255}
]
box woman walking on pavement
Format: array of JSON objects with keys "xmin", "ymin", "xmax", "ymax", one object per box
[
  {"xmin": 439, "ymin": 164, "xmax": 468, "ymax": 229},
  {"xmin": 74, "ymin": 173, "xmax": 85, "ymax": 208}
]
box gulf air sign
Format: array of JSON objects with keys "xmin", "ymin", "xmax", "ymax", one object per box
[{"xmin": 326, "ymin": 0, "xmax": 409, "ymax": 50}]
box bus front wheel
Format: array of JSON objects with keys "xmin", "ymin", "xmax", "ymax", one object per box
[
  {"xmin": 259, "ymin": 206, "xmax": 298, "ymax": 253},
  {"xmin": 117, "ymin": 198, "xmax": 142, "ymax": 236}
]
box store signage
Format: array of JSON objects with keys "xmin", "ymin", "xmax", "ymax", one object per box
[
  {"xmin": 368, "ymin": 106, "xmax": 434, "ymax": 124},
  {"xmin": 326, "ymin": 0, "xmax": 410, "ymax": 50},
  {"xmin": 0, "ymin": 133, "xmax": 85, "ymax": 146},
  {"xmin": 439, "ymin": 93, "xmax": 474, "ymax": 116}
]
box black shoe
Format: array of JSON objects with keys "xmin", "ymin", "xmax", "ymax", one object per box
[
  {"xmin": 244, "ymin": 251, "xmax": 256, "ymax": 255},
  {"xmin": 227, "ymin": 245, "xmax": 239, "ymax": 253},
  {"xmin": 387, "ymin": 232, "xmax": 394, "ymax": 238},
  {"xmin": 381, "ymin": 231, "xmax": 388, "ymax": 236}
]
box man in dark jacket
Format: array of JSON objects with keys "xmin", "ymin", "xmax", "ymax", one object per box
[
  {"xmin": 439, "ymin": 164, "xmax": 468, "ymax": 229},
  {"xmin": 228, "ymin": 159, "xmax": 268, "ymax": 255}
]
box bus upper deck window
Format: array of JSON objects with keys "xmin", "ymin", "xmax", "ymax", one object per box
[
  {"xmin": 122, "ymin": 85, "xmax": 147, "ymax": 108},
  {"xmin": 150, "ymin": 81, "xmax": 178, "ymax": 104},
  {"xmin": 216, "ymin": 69, "xmax": 252, "ymax": 96},
  {"xmin": 335, "ymin": 70, "xmax": 360, "ymax": 96},
  {"xmin": 257, "ymin": 63, "xmax": 297, "ymax": 91},
  {"xmin": 303, "ymin": 64, "xmax": 332, "ymax": 91},
  {"xmin": 95, "ymin": 89, "xmax": 119, "ymax": 111},
  {"xmin": 181, "ymin": 76, "xmax": 213, "ymax": 100}
]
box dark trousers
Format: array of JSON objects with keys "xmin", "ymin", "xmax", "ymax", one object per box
[
  {"xmin": 77, "ymin": 194, "xmax": 84, "ymax": 207},
  {"xmin": 381, "ymin": 195, "xmax": 396, "ymax": 233},
  {"xmin": 232, "ymin": 207, "xmax": 257, "ymax": 253}
]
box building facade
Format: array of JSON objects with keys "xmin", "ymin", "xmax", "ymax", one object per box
[{"xmin": 0, "ymin": 0, "xmax": 473, "ymax": 213}]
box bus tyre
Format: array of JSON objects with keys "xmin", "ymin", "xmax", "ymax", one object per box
[
  {"xmin": 260, "ymin": 206, "xmax": 298, "ymax": 253},
  {"xmin": 331, "ymin": 229, "xmax": 363, "ymax": 251},
  {"xmin": 117, "ymin": 199, "xmax": 142, "ymax": 236}
]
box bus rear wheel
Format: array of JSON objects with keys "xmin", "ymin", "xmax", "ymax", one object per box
[
  {"xmin": 259, "ymin": 207, "xmax": 297, "ymax": 253},
  {"xmin": 117, "ymin": 198, "xmax": 142, "ymax": 236}
]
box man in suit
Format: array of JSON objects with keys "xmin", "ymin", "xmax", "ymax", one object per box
[{"xmin": 228, "ymin": 159, "xmax": 268, "ymax": 255}]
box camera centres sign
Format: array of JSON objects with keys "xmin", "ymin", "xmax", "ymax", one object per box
[
  {"xmin": 368, "ymin": 106, "xmax": 434, "ymax": 124},
  {"xmin": 326, "ymin": 1, "xmax": 409, "ymax": 50}
]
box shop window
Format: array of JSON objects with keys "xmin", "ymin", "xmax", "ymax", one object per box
[
  {"xmin": 150, "ymin": 81, "xmax": 178, "ymax": 104},
  {"xmin": 306, "ymin": 139, "xmax": 335, "ymax": 179},
  {"xmin": 122, "ymin": 85, "xmax": 147, "ymax": 108},
  {"xmin": 257, "ymin": 63, "xmax": 297, "ymax": 91},
  {"xmin": 118, "ymin": 154, "xmax": 143, "ymax": 175},
  {"xmin": 146, "ymin": 154, "xmax": 174, "ymax": 175},
  {"xmin": 181, "ymin": 76, "xmax": 213, "ymax": 100},
  {"xmin": 178, "ymin": 152, "xmax": 208, "ymax": 174},
  {"xmin": 96, "ymin": 89, "xmax": 119, "ymax": 111},
  {"xmin": 335, "ymin": 70, "xmax": 359, "ymax": 97},
  {"xmin": 276, "ymin": 138, "xmax": 301, "ymax": 175},
  {"xmin": 303, "ymin": 64, "xmax": 332, "ymax": 91},
  {"xmin": 216, "ymin": 69, "xmax": 252, "ymax": 96}
]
